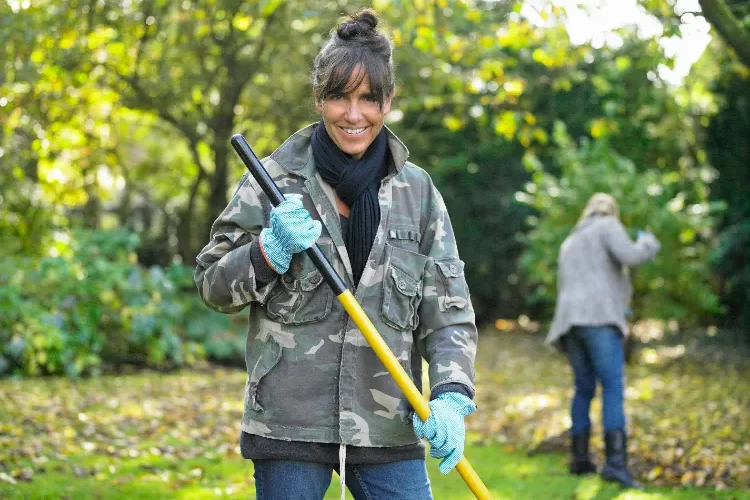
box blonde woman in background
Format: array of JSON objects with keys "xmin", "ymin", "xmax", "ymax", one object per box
[{"xmin": 546, "ymin": 193, "xmax": 661, "ymax": 489}]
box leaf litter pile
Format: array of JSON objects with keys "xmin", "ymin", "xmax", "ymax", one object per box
[
  {"xmin": 469, "ymin": 323, "xmax": 750, "ymax": 490},
  {"xmin": 0, "ymin": 368, "xmax": 248, "ymax": 494},
  {"xmin": 0, "ymin": 324, "xmax": 748, "ymax": 492}
]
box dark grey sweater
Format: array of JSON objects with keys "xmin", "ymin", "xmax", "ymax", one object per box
[{"xmin": 241, "ymin": 215, "xmax": 472, "ymax": 464}]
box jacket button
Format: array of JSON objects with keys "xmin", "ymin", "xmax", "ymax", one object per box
[
  {"xmin": 398, "ymin": 279, "xmax": 406, "ymax": 290},
  {"xmin": 310, "ymin": 274, "xmax": 322, "ymax": 285},
  {"xmin": 449, "ymin": 264, "xmax": 458, "ymax": 273}
]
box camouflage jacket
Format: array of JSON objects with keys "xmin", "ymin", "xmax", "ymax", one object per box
[{"xmin": 195, "ymin": 123, "xmax": 478, "ymax": 447}]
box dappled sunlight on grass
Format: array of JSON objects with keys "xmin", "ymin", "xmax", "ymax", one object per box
[
  {"xmin": 495, "ymin": 455, "xmax": 545, "ymax": 478},
  {"xmin": 631, "ymin": 320, "xmax": 670, "ymax": 343},
  {"xmin": 1, "ymin": 330, "xmax": 749, "ymax": 498},
  {"xmin": 574, "ymin": 477, "xmax": 602, "ymax": 500},
  {"xmin": 471, "ymin": 329, "xmax": 750, "ymax": 489},
  {"xmin": 638, "ymin": 345, "xmax": 686, "ymax": 365},
  {"xmin": 173, "ymin": 482, "xmax": 248, "ymax": 500},
  {"xmin": 614, "ymin": 491, "xmax": 670, "ymax": 500}
]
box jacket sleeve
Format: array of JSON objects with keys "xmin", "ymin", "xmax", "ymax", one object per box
[
  {"xmin": 601, "ymin": 217, "xmax": 661, "ymax": 267},
  {"xmin": 414, "ymin": 181, "xmax": 477, "ymax": 398},
  {"xmin": 194, "ymin": 172, "xmax": 279, "ymax": 313}
]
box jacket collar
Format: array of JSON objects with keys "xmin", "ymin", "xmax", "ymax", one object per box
[{"xmin": 269, "ymin": 122, "xmax": 410, "ymax": 178}]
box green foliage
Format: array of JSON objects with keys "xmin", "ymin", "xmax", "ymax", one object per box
[
  {"xmin": 712, "ymin": 221, "xmax": 750, "ymax": 329},
  {"xmin": 396, "ymin": 119, "xmax": 534, "ymax": 322},
  {"xmin": 1, "ymin": 1, "xmax": 746, "ymax": 335},
  {"xmin": 0, "ymin": 165, "xmax": 61, "ymax": 257},
  {"xmin": 519, "ymin": 124, "xmax": 722, "ymax": 322},
  {"xmin": 0, "ymin": 229, "xmax": 243, "ymax": 378},
  {"xmin": 706, "ymin": 64, "xmax": 750, "ymax": 332}
]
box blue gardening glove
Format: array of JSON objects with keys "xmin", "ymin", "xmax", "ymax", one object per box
[
  {"xmin": 412, "ymin": 392, "xmax": 476, "ymax": 474},
  {"xmin": 259, "ymin": 194, "xmax": 322, "ymax": 274}
]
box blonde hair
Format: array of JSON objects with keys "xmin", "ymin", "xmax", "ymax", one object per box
[{"xmin": 581, "ymin": 193, "xmax": 619, "ymax": 220}]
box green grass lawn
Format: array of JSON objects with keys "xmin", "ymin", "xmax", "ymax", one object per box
[
  {"xmin": 1, "ymin": 327, "xmax": 748, "ymax": 499},
  {"xmin": 2, "ymin": 443, "xmax": 748, "ymax": 499}
]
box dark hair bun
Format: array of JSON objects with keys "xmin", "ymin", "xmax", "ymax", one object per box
[{"xmin": 337, "ymin": 9, "xmax": 378, "ymax": 40}]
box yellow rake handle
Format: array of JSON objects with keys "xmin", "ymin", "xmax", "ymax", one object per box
[{"xmin": 339, "ymin": 291, "xmax": 491, "ymax": 500}]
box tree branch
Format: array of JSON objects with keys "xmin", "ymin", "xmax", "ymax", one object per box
[
  {"xmin": 699, "ymin": 0, "xmax": 750, "ymax": 68},
  {"xmin": 236, "ymin": 9, "xmax": 280, "ymax": 82},
  {"xmin": 208, "ymin": 10, "xmax": 280, "ymax": 133},
  {"xmin": 134, "ymin": 0, "xmax": 155, "ymax": 71},
  {"xmin": 186, "ymin": 141, "xmax": 208, "ymax": 210},
  {"xmin": 105, "ymin": 67, "xmax": 211, "ymax": 180}
]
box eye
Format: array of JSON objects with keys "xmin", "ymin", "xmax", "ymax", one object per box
[
  {"xmin": 363, "ymin": 94, "xmax": 379, "ymax": 103},
  {"xmin": 327, "ymin": 92, "xmax": 345, "ymax": 101}
]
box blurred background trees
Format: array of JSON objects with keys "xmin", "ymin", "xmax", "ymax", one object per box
[{"xmin": 1, "ymin": 0, "xmax": 748, "ymax": 377}]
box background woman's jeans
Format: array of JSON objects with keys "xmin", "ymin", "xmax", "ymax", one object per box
[
  {"xmin": 252, "ymin": 458, "xmax": 433, "ymax": 500},
  {"xmin": 562, "ymin": 326, "xmax": 626, "ymax": 436}
]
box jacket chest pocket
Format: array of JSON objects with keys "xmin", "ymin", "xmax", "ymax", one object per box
[
  {"xmin": 381, "ymin": 244, "xmax": 428, "ymax": 331},
  {"xmin": 265, "ymin": 241, "xmax": 333, "ymax": 325},
  {"xmin": 386, "ymin": 227, "xmax": 421, "ymax": 254}
]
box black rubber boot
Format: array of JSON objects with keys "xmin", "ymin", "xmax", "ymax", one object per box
[
  {"xmin": 570, "ymin": 430, "xmax": 597, "ymax": 475},
  {"xmin": 601, "ymin": 429, "xmax": 642, "ymax": 489}
]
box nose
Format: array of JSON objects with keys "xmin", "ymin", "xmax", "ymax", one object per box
[{"xmin": 345, "ymin": 98, "xmax": 363, "ymax": 122}]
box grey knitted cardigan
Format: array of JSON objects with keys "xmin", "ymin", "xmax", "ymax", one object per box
[{"xmin": 546, "ymin": 215, "xmax": 661, "ymax": 348}]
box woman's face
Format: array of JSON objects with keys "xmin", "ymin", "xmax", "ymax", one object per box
[{"xmin": 316, "ymin": 68, "xmax": 392, "ymax": 159}]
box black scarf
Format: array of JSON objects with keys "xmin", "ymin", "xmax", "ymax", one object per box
[{"xmin": 311, "ymin": 122, "xmax": 388, "ymax": 285}]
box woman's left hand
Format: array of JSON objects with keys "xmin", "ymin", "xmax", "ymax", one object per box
[{"xmin": 412, "ymin": 392, "xmax": 476, "ymax": 474}]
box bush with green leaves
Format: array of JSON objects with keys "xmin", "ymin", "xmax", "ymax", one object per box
[
  {"xmin": 706, "ymin": 66, "xmax": 750, "ymax": 334},
  {"xmin": 0, "ymin": 229, "xmax": 245, "ymax": 378},
  {"xmin": 519, "ymin": 123, "xmax": 723, "ymax": 323},
  {"xmin": 711, "ymin": 220, "xmax": 750, "ymax": 330}
]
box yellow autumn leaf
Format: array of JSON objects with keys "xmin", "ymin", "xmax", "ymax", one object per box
[
  {"xmin": 590, "ymin": 118, "xmax": 617, "ymax": 138},
  {"xmin": 59, "ymin": 30, "xmax": 76, "ymax": 49},
  {"xmin": 495, "ymin": 111, "xmax": 517, "ymax": 140},
  {"xmin": 533, "ymin": 128, "xmax": 548, "ymax": 144},
  {"xmin": 504, "ymin": 78, "xmax": 526, "ymax": 97},
  {"xmin": 442, "ymin": 115, "xmax": 463, "ymax": 132},
  {"xmin": 231, "ymin": 14, "xmax": 252, "ymax": 31},
  {"xmin": 392, "ymin": 28, "xmax": 402, "ymax": 47}
]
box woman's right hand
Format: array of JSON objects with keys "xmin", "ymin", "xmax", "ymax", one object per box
[
  {"xmin": 636, "ymin": 230, "xmax": 661, "ymax": 256},
  {"xmin": 259, "ymin": 194, "xmax": 322, "ymax": 274}
]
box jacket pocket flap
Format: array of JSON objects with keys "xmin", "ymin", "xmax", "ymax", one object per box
[
  {"xmin": 389, "ymin": 265, "xmax": 419, "ymax": 297},
  {"xmin": 299, "ymin": 270, "xmax": 325, "ymax": 292},
  {"xmin": 436, "ymin": 259, "xmax": 465, "ymax": 278}
]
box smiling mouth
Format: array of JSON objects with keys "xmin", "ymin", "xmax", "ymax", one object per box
[{"xmin": 340, "ymin": 126, "xmax": 367, "ymax": 136}]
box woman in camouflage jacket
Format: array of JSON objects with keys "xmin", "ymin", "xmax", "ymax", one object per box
[{"xmin": 194, "ymin": 9, "xmax": 478, "ymax": 500}]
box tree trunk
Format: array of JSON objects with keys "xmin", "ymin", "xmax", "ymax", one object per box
[
  {"xmin": 699, "ymin": 0, "xmax": 750, "ymax": 68},
  {"xmin": 178, "ymin": 168, "xmax": 207, "ymax": 264},
  {"xmin": 205, "ymin": 139, "xmax": 230, "ymax": 241}
]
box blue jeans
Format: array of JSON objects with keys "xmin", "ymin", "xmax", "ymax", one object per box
[
  {"xmin": 252, "ymin": 458, "xmax": 433, "ymax": 500},
  {"xmin": 562, "ymin": 326, "xmax": 626, "ymax": 436}
]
